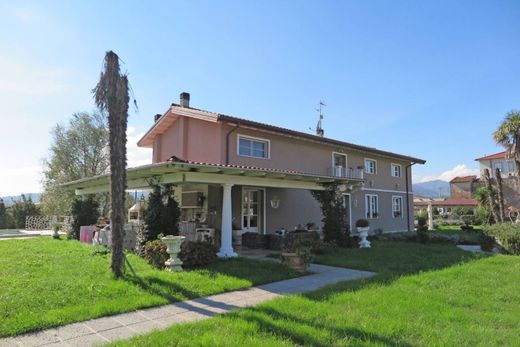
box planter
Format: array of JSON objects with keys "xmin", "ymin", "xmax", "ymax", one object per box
[
  {"xmin": 357, "ymin": 227, "xmax": 371, "ymax": 248},
  {"xmin": 281, "ymin": 252, "xmax": 308, "ymax": 273},
  {"xmin": 161, "ymin": 235, "xmax": 186, "ymax": 272}
]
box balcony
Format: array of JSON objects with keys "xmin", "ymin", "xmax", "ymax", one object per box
[{"xmin": 329, "ymin": 166, "xmax": 364, "ymax": 180}]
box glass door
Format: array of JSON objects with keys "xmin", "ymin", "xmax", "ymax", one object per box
[{"xmin": 242, "ymin": 189, "xmax": 260, "ymax": 233}]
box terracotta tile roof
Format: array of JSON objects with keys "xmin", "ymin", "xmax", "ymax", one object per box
[
  {"xmin": 450, "ymin": 175, "xmax": 478, "ymax": 183},
  {"xmin": 143, "ymin": 103, "xmax": 426, "ymax": 164},
  {"xmin": 475, "ymin": 151, "xmax": 506, "ymax": 161},
  {"xmin": 415, "ymin": 198, "xmax": 478, "ymax": 207}
]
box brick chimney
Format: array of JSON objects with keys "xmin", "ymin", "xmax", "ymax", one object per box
[{"xmin": 180, "ymin": 92, "xmax": 190, "ymax": 108}]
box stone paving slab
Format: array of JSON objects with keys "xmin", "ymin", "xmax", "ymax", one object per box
[{"xmin": 1, "ymin": 264, "xmax": 374, "ymax": 347}]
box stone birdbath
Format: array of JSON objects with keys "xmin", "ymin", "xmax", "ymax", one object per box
[
  {"xmin": 161, "ymin": 235, "xmax": 186, "ymax": 272},
  {"xmin": 355, "ymin": 219, "xmax": 371, "ymax": 248}
]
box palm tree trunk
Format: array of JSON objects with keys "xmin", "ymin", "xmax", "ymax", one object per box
[
  {"xmin": 495, "ymin": 168, "xmax": 505, "ymax": 223},
  {"xmin": 94, "ymin": 51, "xmax": 130, "ymax": 278},
  {"xmin": 483, "ymin": 169, "xmax": 500, "ymax": 223}
]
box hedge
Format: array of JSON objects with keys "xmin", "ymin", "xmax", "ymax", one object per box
[{"xmin": 483, "ymin": 223, "xmax": 520, "ymax": 255}]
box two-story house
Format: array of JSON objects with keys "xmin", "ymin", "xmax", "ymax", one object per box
[{"xmin": 64, "ymin": 93, "xmax": 425, "ymax": 257}]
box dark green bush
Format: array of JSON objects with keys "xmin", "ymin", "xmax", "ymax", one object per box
[
  {"xmin": 70, "ymin": 196, "xmax": 99, "ymax": 240},
  {"xmin": 416, "ymin": 215, "xmax": 429, "ymax": 244},
  {"xmin": 479, "ymin": 232, "xmax": 495, "ymax": 252},
  {"xmin": 179, "ymin": 241, "xmax": 218, "ymax": 268},
  {"xmin": 143, "ymin": 239, "xmax": 169, "ymax": 269},
  {"xmin": 483, "ymin": 224, "xmax": 520, "ymax": 255}
]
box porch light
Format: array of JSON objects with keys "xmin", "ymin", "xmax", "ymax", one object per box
[{"xmin": 270, "ymin": 196, "xmax": 280, "ymax": 209}]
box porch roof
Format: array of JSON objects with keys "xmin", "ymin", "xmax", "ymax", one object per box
[{"xmin": 61, "ymin": 159, "xmax": 364, "ymax": 195}]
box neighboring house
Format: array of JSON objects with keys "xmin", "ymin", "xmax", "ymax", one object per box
[
  {"xmin": 450, "ymin": 175, "xmax": 478, "ymax": 199},
  {"xmin": 64, "ymin": 92, "xmax": 425, "ymax": 257},
  {"xmin": 414, "ymin": 176, "xmax": 478, "ymax": 215},
  {"xmin": 475, "ymin": 151, "xmax": 516, "ymax": 178}
]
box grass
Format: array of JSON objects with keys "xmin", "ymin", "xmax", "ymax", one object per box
[
  {"xmin": 0, "ymin": 237, "xmax": 298, "ymax": 337},
  {"xmin": 112, "ymin": 241, "xmax": 520, "ymax": 346}
]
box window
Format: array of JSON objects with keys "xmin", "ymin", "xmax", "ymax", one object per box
[
  {"xmin": 332, "ymin": 153, "xmax": 347, "ymax": 177},
  {"xmin": 391, "ymin": 163, "xmax": 402, "ymax": 177},
  {"xmin": 238, "ymin": 136, "xmax": 269, "ymax": 158},
  {"xmin": 364, "ymin": 159, "xmax": 377, "ymax": 174},
  {"xmin": 392, "ymin": 196, "xmax": 403, "ymax": 218},
  {"xmin": 365, "ymin": 194, "xmax": 379, "ymax": 219}
]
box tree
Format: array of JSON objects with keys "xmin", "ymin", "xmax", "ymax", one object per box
[
  {"xmin": 311, "ymin": 184, "xmax": 349, "ymax": 246},
  {"xmin": 41, "ymin": 112, "xmax": 109, "ymax": 216},
  {"xmin": 493, "ymin": 110, "xmax": 520, "ymax": 177},
  {"xmin": 162, "ymin": 184, "xmax": 181, "ymax": 236},
  {"xmin": 10, "ymin": 195, "xmax": 40, "ymax": 228},
  {"xmin": 144, "ymin": 183, "xmax": 164, "ymax": 241},
  {"xmin": 143, "ymin": 182, "xmax": 181, "ymax": 242},
  {"xmin": 482, "ymin": 169, "xmax": 500, "ymax": 224},
  {"xmin": 94, "ymin": 51, "xmax": 131, "ymax": 278},
  {"xmin": 495, "ymin": 168, "xmax": 505, "ymax": 223},
  {"xmin": 0, "ymin": 199, "xmax": 6, "ymax": 229},
  {"xmin": 70, "ymin": 197, "xmax": 100, "ymax": 240}
]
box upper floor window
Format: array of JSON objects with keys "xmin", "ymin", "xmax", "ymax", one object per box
[
  {"xmin": 392, "ymin": 196, "xmax": 403, "ymax": 218},
  {"xmin": 365, "ymin": 194, "xmax": 379, "ymax": 219},
  {"xmin": 391, "ymin": 163, "xmax": 402, "ymax": 177},
  {"xmin": 365, "ymin": 159, "xmax": 377, "ymax": 174},
  {"xmin": 332, "ymin": 152, "xmax": 347, "ymax": 177},
  {"xmin": 238, "ymin": 135, "xmax": 269, "ymax": 159}
]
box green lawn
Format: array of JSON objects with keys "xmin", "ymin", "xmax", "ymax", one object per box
[
  {"xmin": 0, "ymin": 237, "xmax": 298, "ymax": 337},
  {"xmin": 112, "ymin": 241, "xmax": 520, "ymax": 346}
]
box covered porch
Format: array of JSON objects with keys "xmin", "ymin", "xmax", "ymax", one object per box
[{"xmin": 62, "ymin": 160, "xmax": 362, "ymax": 257}]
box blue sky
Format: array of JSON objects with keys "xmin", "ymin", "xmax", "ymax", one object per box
[{"xmin": 0, "ymin": 0, "xmax": 519, "ymax": 195}]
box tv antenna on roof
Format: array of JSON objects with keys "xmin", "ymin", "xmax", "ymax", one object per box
[{"xmin": 315, "ymin": 101, "xmax": 325, "ymax": 137}]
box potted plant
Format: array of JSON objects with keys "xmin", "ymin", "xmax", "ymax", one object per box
[
  {"xmin": 52, "ymin": 223, "xmax": 61, "ymax": 239},
  {"xmin": 355, "ymin": 219, "xmax": 371, "ymax": 248},
  {"xmin": 281, "ymin": 234, "xmax": 313, "ymax": 273}
]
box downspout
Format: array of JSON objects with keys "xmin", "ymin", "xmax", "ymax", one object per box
[
  {"xmin": 405, "ymin": 161, "xmax": 417, "ymax": 232},
  {"xmin": 225, "ymin": 121, "xmax": 240, "ymax": 165}
]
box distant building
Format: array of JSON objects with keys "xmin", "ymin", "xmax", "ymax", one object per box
[
  {"xmin": 475, "ymin": 151, "xmax": 516, "ymax": 178},
  {"xmin": 450, "ymin": 175, "xmax": 478, "ymax": 199}
]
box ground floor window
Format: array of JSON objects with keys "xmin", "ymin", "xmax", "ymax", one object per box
[
  {"xmin": 365, "ymin": 194, "xmax": 379, "ymax": 219},
  {"xmin": 392, "ymin": 196, "xmax": 403, "ymax": 218}
]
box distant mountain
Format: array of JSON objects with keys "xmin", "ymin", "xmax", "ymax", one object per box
[
  {"xmin": 413, "ymin": 180, "xmax": 450, "ymax": 199},
  {"xmin": 0, "ymin": 193, "xmax": 41, "ymax": 206}
]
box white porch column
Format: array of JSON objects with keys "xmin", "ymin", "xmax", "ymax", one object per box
[{"xmin": 218, "ymin": 183, "xmax": 237, "ymax": 257}]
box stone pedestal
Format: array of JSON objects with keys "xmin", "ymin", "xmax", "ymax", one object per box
[
  {"xmin": 357, "ymin": 227, "xmax": 371, "ymax": 248},
  {"xmin": 162, "ymin": 235, "xmax": 186, "ymax": 272}
]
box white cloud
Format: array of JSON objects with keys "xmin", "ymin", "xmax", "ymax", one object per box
[
  {"xmin": 414, "ymin": 164, "xmax": 480, "ymax": 183},
  {"xmin": 0, "ymin": 166, "xmax": 42, "ymax": 196},
  {"xmin": 127, "ymin": 126, "xmax": 152, "ymax": 168}
]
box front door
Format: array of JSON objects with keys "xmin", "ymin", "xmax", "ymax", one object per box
[{"xmin": 242, "ymin": 188, "xmax": 261, "ymax": 233}]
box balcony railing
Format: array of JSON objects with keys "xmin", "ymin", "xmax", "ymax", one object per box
[{"xmin": 329, "ymin": 166, "xmax": 364, "ymax": 180}]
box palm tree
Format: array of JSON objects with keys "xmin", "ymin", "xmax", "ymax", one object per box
[
  {"xmin": 482, "ymin": 169, "xmax": 500, "ymax": 224},
  {"xmin": 493, "ymin": 110, "xmax": 520, "ymax": 176},
  {"xmin": 495, "ymin": 168, "xmax": 505, "ymax": 223},
  {"xmin": 93, "ymin": 51, "xmax": 130, "ymax": 278}
]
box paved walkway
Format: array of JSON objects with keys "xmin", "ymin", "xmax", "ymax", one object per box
[
  {"xmin": 1, "ymin": 264, "xmax": 374, "ymax": 347},
  {"xmin": 457, "ymin": 245, "xmax": 484, "ymax": 253}
]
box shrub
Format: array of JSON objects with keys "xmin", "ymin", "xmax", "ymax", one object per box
[
  {"xmin": 143, "ymin": 239, "xmax": 168, "ymax": 269},
  {"xmin": 479, "ymin": 232, "xmax": 495, "ymax": 252},
  {"xmin": 355, "ymin": 219, "xmax": 369, "ymax": 228},
  {"xmin": 143, "ymin": 183, "xmax": 181, "ymax": 243},
  {"xmin": 311, "ymin": 184, "xmax": 349, "ymax": 246},
  {"xmin": 311, "ymin": 239, "xmax": 338, "ymax": 255},
  {"xmin": 483, "ymin": 223, "xmax": 520, "ymax": 255},
  {"xmin": 70, "ymin": 196, "xmax": 99, "ymax": 240},
  {"xmin": 416, "ymin": 215, "xmax": 429, "ymax": 244},
  {"xmin": 179, "ymin": 241, "xmax": 218, "ymax": 268}
]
